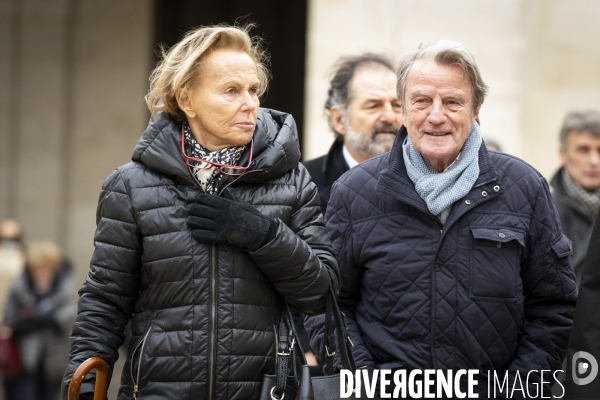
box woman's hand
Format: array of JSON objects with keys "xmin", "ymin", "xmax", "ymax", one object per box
[{"xmin": 187, "ymin": 189, "xmax": 278, "ymax": 251}]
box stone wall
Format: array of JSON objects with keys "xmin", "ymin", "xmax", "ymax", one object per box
[
  {"xmin": 0, "ymin": 2, "xmax": 151, "ymax": 396},
  {"xmin": 0, "ymin": 0, "xmax": 152, "ymax": 287}
]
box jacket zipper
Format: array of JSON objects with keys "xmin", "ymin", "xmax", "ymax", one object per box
[
  {"xmin": 187, "ymin": 165, "xmax": 263, "ymax": 400},
  {"xmin": 187, "ymin": 166, "xmax": 263, "ymax": 194},
  {"xmin": 217, "ymin": 169, "xmax": 263, "ymax": 196},
  {"xmin": 132, "ymin": 328, "xmax": 151, "ymax": 399},
  {"xmin": 208, "ymin": 244, "xmax": 217, "ymax": 400}
]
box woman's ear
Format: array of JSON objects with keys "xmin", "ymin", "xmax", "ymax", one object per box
[{"xmin": 177, "ymin": 89, "xmax": 197, "ymax": 118}]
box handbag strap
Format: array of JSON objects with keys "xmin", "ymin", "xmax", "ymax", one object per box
[
  {"xmin": 324, "ymin": 289, "xmax": 357, "ymax": 374},
  {"xmin": 324, "ymin": 291, "xmax": 336, "ymax": 375},
  {"xmin": 271, "ymin": 289, "xmax": 357, "ymax": 398},
  {"xmin": 273, "ymin": 308, "xmax": 294, "ymax": 399}
]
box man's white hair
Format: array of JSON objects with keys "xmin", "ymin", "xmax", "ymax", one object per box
[{"xmin": 396, "ymin": 40, "xmax": 489, "ymax": 113}]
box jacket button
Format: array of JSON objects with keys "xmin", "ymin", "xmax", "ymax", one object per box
[
  {"xmin": 434, "ymin": 341, "xmax": 441, "ymax": 348},
  {"xmin": 493, "ymin": 185, "xmax": 500, "ymax": 192},
  {"xmin": 465, "ymin": 199, "xmax": 471, "ymax": 205},
  {"xmin": 498, "ymin": 232, "xmax": 505, "ymax": 238},
  {"xmin": 497, "ymin": 243, "xmax": 502, "ymax": 248},
  {"xmin": 481, "ymin": 191, "xmax": 488, "ymax": 197},
  {"xmin": 434, "ymin": 263, "xmax": 441, "ymax": 272}
]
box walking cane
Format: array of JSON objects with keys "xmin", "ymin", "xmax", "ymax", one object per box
[{"xmin": 68, "ymin": 356, "xmax": 108, "ymax": 400}]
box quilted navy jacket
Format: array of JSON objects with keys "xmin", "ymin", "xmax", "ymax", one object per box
[
  {"xmin": 306, "ymin": 127, "xmax": 577, "ymax": 395},
  {"xmin": 62, "ymin": 109, "xmax": 339, "ymax": 400}
]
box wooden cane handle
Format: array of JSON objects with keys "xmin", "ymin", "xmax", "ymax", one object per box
[{"xmin": 68, "ymin": 356, "xmax": 108, "ymax": 400}]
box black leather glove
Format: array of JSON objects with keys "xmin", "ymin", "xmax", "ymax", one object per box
[{"xmin": 187, "ymin": 188, "xmax": 278, "ymax": 251}]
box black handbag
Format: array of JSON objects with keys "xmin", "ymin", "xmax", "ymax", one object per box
[{"xmin": 260, "ymin": 290, "xmax": 358, "ymax": 400}]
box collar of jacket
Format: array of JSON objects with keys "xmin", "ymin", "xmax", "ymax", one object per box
[
  {"xmin": 377, "ymin": 125, "xmax": 499, "ymax": 219},
  {"xmin": 550, "ymin": 167, "xmax": 596, "ymax": 222},
  {"xmin": 319, "ymin": 138, "xmax": 348, "ymax": 182},
  {"xmin": 131, "ymin": 108, "xmax": 302, "ymax": 187}
]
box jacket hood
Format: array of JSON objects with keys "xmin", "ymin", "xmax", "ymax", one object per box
[{"xmin": 131, "ymin": 108, "xmax": 301, "ymax": 186}]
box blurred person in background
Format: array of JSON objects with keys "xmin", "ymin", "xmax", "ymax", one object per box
[
  {"xmin": 303, "ymin": 53, "xmax": 403, "ymax": 214},
  {"xmin": 563, "ymin": 209, "xmax": 600, "ymax": 398},
  {"xmin": 61, "ymin": 25, "xmax": 338, "ymax": 400},
  {"xmin": 2, "ymin": 241, "xmax": 77, "ymax": 400},
  {"xmin": 305, "ymin": 39, "xmax": 577, "ymax": 397},
  {"xmin": 0, "ymin": 219, "xmax": 24, "ymax": 249},
  {"xmin": 301, "ymin": 53, "xmax": 403, "ymax": 368},
  {"xmin": 551, "ymin": 110, "xmax": 600, "ymax": 284},
  {"xmin": 0, "ymin": 219, "xmax": 26, "ymax": 321},
  {"xmin": 0, "ymin": 219, "xmax": 26, "ymax": 399}
]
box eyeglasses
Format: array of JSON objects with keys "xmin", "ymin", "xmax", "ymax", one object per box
[{"xmin": 180, "ymin": 122, "xmax": 253, "ymax": 176}]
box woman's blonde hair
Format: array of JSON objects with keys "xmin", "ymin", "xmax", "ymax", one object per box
[
  {"xmin": 27, "ymin": 241, "xmax": 63, "ymax": 271},
  {"xmin": 146, "ymin": 24, "xmax": 270, "ymax": 121}
]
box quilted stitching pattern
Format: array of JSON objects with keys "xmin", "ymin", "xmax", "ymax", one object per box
[{"xmin": 306, "ymin": 136, "xmax": 577, "ymax": 394}]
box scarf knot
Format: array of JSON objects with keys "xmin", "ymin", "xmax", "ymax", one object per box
[
  {"xmin": 184, "ymin": 125, "xmax": 245, "ymax": 194},
  {"xmin": 403, "ymin": 123, "xmax": 482, "ymax": 223}
]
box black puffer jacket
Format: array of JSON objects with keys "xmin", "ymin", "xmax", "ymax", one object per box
[{"xmin": 62, "ymin": 109, "xmax": 339, "ymax": 400}]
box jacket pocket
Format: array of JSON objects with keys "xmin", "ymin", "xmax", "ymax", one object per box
[
  {"xmin": 551, "ymin": 234, "xmax": 573, "ymax": 259},
  {"xmin": 130, "ymin": 327, "xmax": 151, "ymax": 399},
  {"xmin": 469, "ymin": 227, "xmax": 525, "ymax": 302}
]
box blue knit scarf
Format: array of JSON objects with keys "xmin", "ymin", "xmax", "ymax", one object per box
[{"xmin": 403, "ymin": 123, "xmax": 482, "ymax": 223}]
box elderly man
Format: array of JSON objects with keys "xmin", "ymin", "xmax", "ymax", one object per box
[
  {"xmin": 304, "ymin": 53, "xmax": 402, "ymax": 213},
  {"xmin": 551, "ymin": 110, "xmax": 600, "ymax": 284},
  {"xmin": 306, "ymin": 40, "xmax": 577, "ymax": 397}
]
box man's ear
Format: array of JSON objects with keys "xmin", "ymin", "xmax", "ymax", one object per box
[
  {"xmin": 330, "ymin": 106, "xmax": 347, "ymax": 137},
  {"xmin": 473, "ymin": 105, "xmax": 481, "ymax": 123},
  {"xmin": 177, "ymin": 88, "xmax": 196, "ymax": 118}
]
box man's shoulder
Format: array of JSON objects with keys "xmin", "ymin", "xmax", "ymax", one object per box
[
  {"xmin": 335, "ymin": 153, "xmax": 389, "ymax": 189},
  {"xmin": 489, "ymin": 151, "xmax": 545, "ymax": 184},
  {"xmin": 326, "ymin": 154, "xmax": 391, "ymax": 221}
]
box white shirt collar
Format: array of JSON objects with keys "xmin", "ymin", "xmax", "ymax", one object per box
[{"xmin": 342, "ymin": 144, "xmax": 360, "ymax": 169}]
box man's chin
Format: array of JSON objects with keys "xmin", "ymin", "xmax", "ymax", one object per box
[
  {"xmin": 374, "ymin": 135, "xmax": 396, "ymax": 149},
  {"xmin": 581, "ymin": 181, "xmax": 600, "ymax": 192},
  {"xmin": 369, "ymin": 143, "xmax": 394, "ymax": 156},
  {"xmin": 375, "ymin": 132, "xmax": 397, "ymax": 139}
]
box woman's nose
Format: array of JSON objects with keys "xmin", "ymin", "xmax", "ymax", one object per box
[{"xmin": 240, "ymin": 91, "xmax": 258, "ymax": 111}]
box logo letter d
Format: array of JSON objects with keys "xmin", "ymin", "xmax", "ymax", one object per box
[{"xmin": 573, "ymin": 351, "xmax": 599, "ymax": 386}]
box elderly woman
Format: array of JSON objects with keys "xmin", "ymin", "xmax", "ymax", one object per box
[{"xmin": 62, "ymin": 25, "xmax": 339, "ymax": 400}]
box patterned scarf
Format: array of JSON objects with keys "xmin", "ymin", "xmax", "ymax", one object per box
[
  {"xmin": 562, "ymin": 168, "xmax": 600, "ymax": 218},
  {"xmin": 403, "ymin": 123, "xmax": 482, "ymax": 224},
  {"xmin": 184, "ymin": 125, "xmax": 245, "ymax": 194}
]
